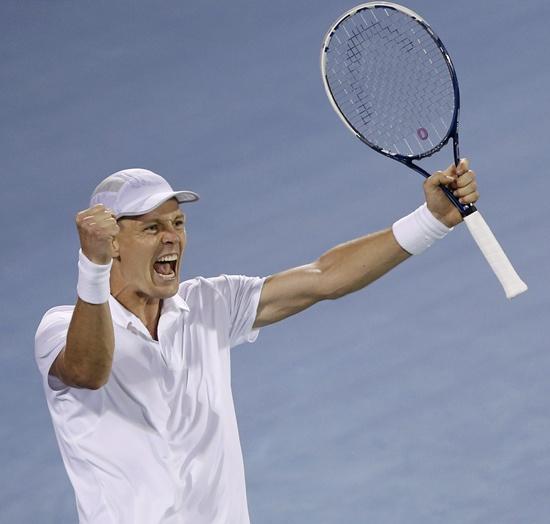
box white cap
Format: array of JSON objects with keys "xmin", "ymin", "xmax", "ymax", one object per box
[{"xmin": 90, "ymin": 168, "xmax": 199, "ymax": 218}]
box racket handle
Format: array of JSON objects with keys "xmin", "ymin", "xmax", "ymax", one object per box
[{"xmin": 463, "ymin": 211, "xmax": 527, "ymax": 299}]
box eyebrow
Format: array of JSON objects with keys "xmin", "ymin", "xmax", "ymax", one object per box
[{"xmin": 118, "ymin": 212, "xmax": 185, "ymax": 226}]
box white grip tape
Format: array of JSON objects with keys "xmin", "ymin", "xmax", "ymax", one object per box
[{"xmin": 464, "ymin": 211, "xmax": 528, "ymax": 299}]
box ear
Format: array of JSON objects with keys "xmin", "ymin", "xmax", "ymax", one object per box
[{"xmin": 112, "ymin": 236, "xmax": 120, "ymax": 259}]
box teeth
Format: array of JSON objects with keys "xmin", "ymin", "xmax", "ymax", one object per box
[
  {"xmin": 157, "ymin": 254, "xmax": 178, "ymax": 262},
  {"xmin": 156, "ymin": 272, "xmax": 176, "ymax": 280}
]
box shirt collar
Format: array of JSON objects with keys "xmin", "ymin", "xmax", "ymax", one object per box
[
  {"xmin": 108, "ymin": 293, "xmax": 190, "ymax": 333},
  {"xmin": 161, "ymin": 292, "xmax": 190, "ymax": 314}
]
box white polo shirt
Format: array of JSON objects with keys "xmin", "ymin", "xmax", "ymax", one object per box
[{"xmin": 35, "ymin": 274, "xmax": 265, "ymax": 524}]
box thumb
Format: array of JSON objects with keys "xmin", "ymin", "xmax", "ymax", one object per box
[{"xmin": 456, "ymin": 157, "xmax": 469, "ymax": 175}]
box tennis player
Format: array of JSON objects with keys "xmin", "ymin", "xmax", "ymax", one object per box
[{"xmin": 35, "ymin": 164, "xmax": 478, "ymax": 523}]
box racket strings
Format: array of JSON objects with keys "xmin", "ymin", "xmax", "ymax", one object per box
[{"xmin": 324, "ymin": 7, "xmax": 455, "ymax": 157}]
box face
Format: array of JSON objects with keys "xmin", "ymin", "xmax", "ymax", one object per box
[{"xmin": 113, "ymin": 198, "xmax": 186, "ymax": 300}]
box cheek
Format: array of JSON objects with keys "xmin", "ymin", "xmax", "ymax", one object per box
[
  {"xmin": 120, "ymin": 241, "xmax": 155, "ymax": 274},
  {"xmin": 123, "ymin": 254, "xmax": 148, "ymax": 279}
]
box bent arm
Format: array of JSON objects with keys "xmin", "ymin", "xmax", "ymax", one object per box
[
  {"xmin": 50, "ymin": 299, "xmax": 115, "ymax": 389},
  {"xmin": 50, "ymin": 204, "xmax": 119, "ymax": 389},
  {"xmin": 253, "ymin": 228, "xmax": 409, "ymax": 328}
]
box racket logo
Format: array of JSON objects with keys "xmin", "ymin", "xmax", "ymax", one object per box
[{"xmin": 417, "ymin": 127, "xmax": 429, "ymax": 140}]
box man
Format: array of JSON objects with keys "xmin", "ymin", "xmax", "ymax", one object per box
[{"xmin": 35, "ymin": 164, "xmax": 478, "ymax": 523}]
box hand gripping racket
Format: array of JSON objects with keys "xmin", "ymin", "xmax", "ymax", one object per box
[{"xmin": 321, "ymin": 2, "xmax": 527, "ymax": 299}]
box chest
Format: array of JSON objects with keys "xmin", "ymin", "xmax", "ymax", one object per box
[{"xmin": 106, "ymin": 315, "xmax": 232, "ymax": 436}]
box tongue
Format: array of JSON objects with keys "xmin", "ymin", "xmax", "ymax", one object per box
[{"xmin": 154, "ymin": 262, "xmax": 173, "ymax": 275}]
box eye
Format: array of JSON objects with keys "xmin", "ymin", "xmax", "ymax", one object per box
[
  {"xmin": 144, "ymin": 224, "xmax": 158, "ymax": 232},
  {"xmin": 174, "ymin": 218, "xmax": 185, "ymax": 228}
]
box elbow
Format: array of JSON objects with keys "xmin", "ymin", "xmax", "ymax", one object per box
[
  {"xmin": 78, "ymin": 377, "xmax": 108, "ymax": 390},
  {"xmin": 72, "ymin": 367, "xmax": 110, "ymax": 390},
  {"xmin": 314, "ymin": 257, "xmax": 352, "ymax": 301},
  {"xmin": 63, "ymin": 361, "xmax": 111, "ymax": 390},
  {"xmin": 61, "ymin": 341, "xmax": 113, "ymax": 390},
  {"xmin": 323, "ymin": 283, "xmax": 351, "ymax": 301}
]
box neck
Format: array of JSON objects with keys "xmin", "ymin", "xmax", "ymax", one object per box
[{"xmin": 111, "ymin": 286, "xmax": 163, "ymax": 340}]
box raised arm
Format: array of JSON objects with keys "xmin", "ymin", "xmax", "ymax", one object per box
[
  {"xmin": 50, "ymin": 205, "xmax": 118, "ymax": 389},
  {"xmin": 254, "ymin": 160, "xmax": 478, "ymax": 328},
  {"xmin": 253, "ymin": 227, "xmax": 408, "ymax": 328}
]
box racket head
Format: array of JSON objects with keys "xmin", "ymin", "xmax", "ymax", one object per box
[{"xmin": 321, "ymin": 2, "xmax": 460, "ymax": 162}]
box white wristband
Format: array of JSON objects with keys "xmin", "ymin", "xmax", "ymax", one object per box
[
  {"xmin": 77, "ymin": 249, "xmax": 112, "ymax": 304},
  {"xmin": 392, "ymin": 203, "xmax": 452, "ymax": 255}
]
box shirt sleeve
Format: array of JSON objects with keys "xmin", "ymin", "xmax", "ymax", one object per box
[
  {"xmin": 209, "ymin": 275, "xmax": 266, "ymax": 348},
  {"xmin": 34, "ymin": 306, "xmax": 74, "ymax": 392}
]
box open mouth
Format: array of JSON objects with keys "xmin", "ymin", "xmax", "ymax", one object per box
[{"xmin": 153, "ymin": 254, "xmax": 178, "ymax": 280}]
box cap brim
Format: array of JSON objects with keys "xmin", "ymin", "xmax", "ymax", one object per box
[{"xmin": 116, "ymin": 190, "xmax": 199, "ymax": 219}]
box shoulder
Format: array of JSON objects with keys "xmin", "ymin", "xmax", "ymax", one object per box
[
  {"xmin": 179, "ymin": 275, "xmax": 261, "ymax": 297},
  {"xmin": 35, "ymin": 305, "xmax": 75, "ymax": 340},
  {"xmin": 34, "ymin": 305, "xmax": 75, "ymax": 369},
  {"xmin": 178, "ymin": 275, "xmax": 233, "ymax": 303},
  {"xmin": 178, "ymin": 275, "xmax": 265, "ymax": 309}
]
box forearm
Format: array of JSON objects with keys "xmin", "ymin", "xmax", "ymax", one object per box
[
  {"xmin": 254, "ymin": 228, "xmax": 411, "ymax": 328},
  {"xmin": 317, "ymin": 228, "xmax": 410, "ymax": 299},
  {"xmin": 61, "ymin": 299, "xmax": 115, "ymax": 389},
  {"xmin": 254, "ymin": 165, "xmax": 476, "ymax": 328}
]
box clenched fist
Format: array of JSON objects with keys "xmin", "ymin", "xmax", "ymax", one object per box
[{"xmin": 76, "ymin": 205, "xmax": 119, "ymax": 265}]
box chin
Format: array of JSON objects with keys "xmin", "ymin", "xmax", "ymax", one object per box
[{"xmin": 154, "ymin": 280, "xmax": 180, "ymax": 299}]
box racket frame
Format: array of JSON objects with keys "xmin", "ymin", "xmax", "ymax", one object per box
[
  {"xmin": 320, "ymin": 2, "xmax": 528, "ymax": 298},
  {"xmin": 320, "ymin": 1, "xmax": 474, "ymax": 216}
]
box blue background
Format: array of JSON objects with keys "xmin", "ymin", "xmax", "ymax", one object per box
[{"xmin": 2, "ymin": 1, "xmax": 549, "ymax": 522}]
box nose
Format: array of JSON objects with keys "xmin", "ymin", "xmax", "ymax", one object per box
[
  {"xmin": 161, "ymin": 224, "xmax": 185, "ymax": 245},
  {"xmin": 161, "ymin": 228, "xmax": 179, "ymax": 244}
]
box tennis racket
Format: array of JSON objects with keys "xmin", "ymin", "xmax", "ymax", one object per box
[{"xmin": 321, "ymin": 2, "xmax": 527, "ymax": 299}]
